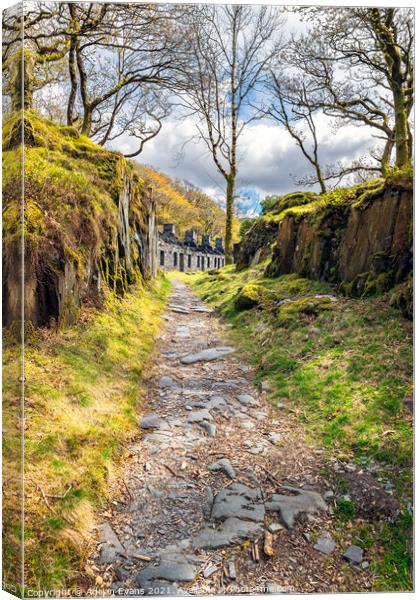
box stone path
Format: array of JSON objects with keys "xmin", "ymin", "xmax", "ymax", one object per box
[{"xmin": 89, "ymin": 280, "xmax": 372, "ymax": 595}]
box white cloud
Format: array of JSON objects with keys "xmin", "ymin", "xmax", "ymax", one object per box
[{"xmin": 110, "ymin": 111, "xmax": 376, "ymax": 211}]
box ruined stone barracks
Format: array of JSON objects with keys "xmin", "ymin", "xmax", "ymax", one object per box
[{"xmin": 158, "ymin": 224, "xmax": 225, "ymax": 272}]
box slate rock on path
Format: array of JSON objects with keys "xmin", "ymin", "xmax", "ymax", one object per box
[{"xmin": 90, "ymin": 279, "xmax": 373, "ymax": 595}]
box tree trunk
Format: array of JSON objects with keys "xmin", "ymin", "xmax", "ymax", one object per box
[
  {"xmin": 381, "ymin": 132, "xmax": 394, "ymax": 175},
  {"xmin": 315, "ymin": 162, "xmax": 326, "ymax": 194},
  {"xmin": 225, "ymin": 176, "xmax": 235, "ymax": 264},
  {"xmin": 10, "ymin": 49, "xmax": 35, "ymax": 111},
  {"xmin": 67, "ymin": 41, "xmax": 78, "ymax": 125},
  {"xmin": 393, "ymin": 86, "xmax": 409, "ymax": 168}
]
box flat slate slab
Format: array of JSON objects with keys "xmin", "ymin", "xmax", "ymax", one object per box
[
  {"xmin": 314, "ymin": 534, "xmax": 336, "ymax": 555},
  {"xmin": 265, "ymin": 486, "xmax": 327, "ymax": 529},
  {"xmin": 180, "ymin": 347, "xmax": 235, "ymax": 364},
  {"xmin": 141, "ymin": 413, "xmax": 170, "ymax": 431},
  {"xmin": 236, "ymin": 394, "xmax": 259, "ymax": 406},
  {"xmin": 159, "ymin": 376, "xmax": 176, "ymax": 388},
  {"xmin": 211, "ymin": 483, "xmax": 265, "ymax": 522},
  {"xmin": 97, "ymin": 523, "xmax": 125, "ymax": 564},
  {"xmin": 187, "ymin": 409, "xmax": 213, "ymax": 423},
  {"xmin": 343, "ymin": 545, "xmax": 364, "ymax": 565},
  {"xmin": 192, "ymin": 517, "xmax": 263, "ymax": 549}
]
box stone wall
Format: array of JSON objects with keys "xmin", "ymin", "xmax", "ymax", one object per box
[{"xmin": 158, "ymin": 225, "xmax": 225, "ymax": 272}]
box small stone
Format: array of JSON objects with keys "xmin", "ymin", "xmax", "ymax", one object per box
[
  {"xmin": 202, "ymin": 564, "xmax": 219, "ymax": 578},
  {"xmin": 97, "ymin": 523, "xmax": 125, "ymax": 564},
  {"xmin": 260, "ymin": 380, "xmax": 272, "ymax": 392},
  {"xmin": 268, "ymin": 522, "xmax": 283, "ymax": 533},
  {"xmin": 192, "ymin": 517, "xmax": 263, "ymax": 549},
  {"xmin": 268, "ymin": 432, "xmax": 282, "ymax": 445},
  {"xmin": 247, "ymin": 443, "xmax": 266, "ymax": 455},
  {"xmin": 209, "ymin": 458, "xmax": 236, "ymax": 479},
  {"xmin": 314, "ymin": 534, "xmax": 336, "ymax": 555},
  {"xmin": 265, "ymin": 487, "xmax": 327, "ymax": 529},
  {"xmin": 323, "ymin": 490, "xmax": 334, "ymax": 500},
  {"xmin": 361, "ymin": 561, "xmax": 370, "ymax": 570},
  {"xmin": 343, "ymin": 545, "xmax": 364, "ymax": 565},
  {"xmin": 227, "ymin": 561, "xmax": 236, "ymax": 580},
  {"xmin": 114, "ymin": 566, "xmax": 129, "ymax": 581},
  {"xmin": 276, "ymin": 402, "xmax": 287, "ymax": 409},
  {"xmin": 187, "ymin": 410, "xmax": 213, "ymax": 424},
  {"xmin": 141, "ymin": 414, "xmax": 169, "ymax": 430},
  {"xmin": 159, "ymin": 376, "xmax": 174, "ymax": 388},
  {"xmin": 199, "ymin": 421, "xmax": 217, "ymax": 437},
  {"xmin": 254, "ymin": 323, "xmax": 268, "ymax": 332}
]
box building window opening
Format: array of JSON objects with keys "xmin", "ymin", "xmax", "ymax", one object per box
[
  {"xmin": 160, "ymin": 250, "xmax": 165, "ymax": 267},
  {"xmin": 173, "ymin": 252, "xmax": 178, "ymax": 267}
]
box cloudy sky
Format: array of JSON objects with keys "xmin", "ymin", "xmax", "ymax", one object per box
[
  {"xmin": 114, "ymin": 115, "xmax": 374, "ymax": 217},
  {"xmin": 109, "ymin": 8, "xmax": 377, "ymax": 218}
]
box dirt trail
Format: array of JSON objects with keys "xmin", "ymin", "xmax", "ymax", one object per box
[{"xmin": 88, "ymin": 279, "xmax": 372, "ymax": 595}]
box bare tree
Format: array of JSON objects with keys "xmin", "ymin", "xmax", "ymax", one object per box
[
  {"xmin": 267, "ymin": 74, "xmax": 327, "ymax": 193},
  {"xmin": 292, "ymin": 7, "xmax": 413, "ymax": 172},
  {"xmin": 2, "ymin": 2, "xmax": 69, "ymax": 111},
  {"xmin": 3, "ymin": 2, "xmax": 185, "ymax": 157},
  {"xmin": 178, "ymin": 4, "xmax": 283, "ymax": 262}
]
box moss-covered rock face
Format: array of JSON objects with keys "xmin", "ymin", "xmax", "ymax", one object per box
[
  {"xmin": 2, "ymin": 111, "xmax": 158, "ymax": 328},
  {"xmin": 236, "ymin": 176, "xmax": 412, "ymax": 315}
]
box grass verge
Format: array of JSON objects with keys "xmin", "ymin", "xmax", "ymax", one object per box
[
  {"xmin": 177, "ymin": 265, "xmax": 413, "ymax": 591},
  {"xmin": 2, "ymin": 276, "xmax": 170, "ymax": 593}
]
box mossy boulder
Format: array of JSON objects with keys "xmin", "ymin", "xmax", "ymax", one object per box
[
  {"xmin": 277, "ymin": 295, "xmax": 337, "ymax": 326},
  {"xmin": 389, "ymin": 279, "xmax": 413, "ymax": 319},
  {"xmin": 234, "ymin": 284, "xmax": 268, "ymax": 311}
]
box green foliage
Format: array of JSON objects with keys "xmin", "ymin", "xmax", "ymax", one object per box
[
  {"xmin": 372, "ymin": 511, "xmax": 413, "ymax": 591},
  {"xmin": 260, "ymin": 195, "xmax": 280, "ymax": 214},
  {"xmin": 334, "ymin": 498, "xmax": 357, "ymax": 522},
  {"xmin": 239, "ymin": 218, "xmax": 255, "ymax": 238},
  {"xmin": 234, "ymin": 283, "xmax": 271, "ymax": 311}
]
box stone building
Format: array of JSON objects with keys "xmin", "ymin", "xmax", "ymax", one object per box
[{"xmin": 158, "ymin": 224, "xmax": 225, "ymax": 272}]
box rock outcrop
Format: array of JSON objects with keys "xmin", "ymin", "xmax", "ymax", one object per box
[
  {"xmin": 236, "ymin": 176, "xmax": 412, "ymax": 306},
  {"xmin": 2, "ymin": 112, "xmax": 158, "ymax": 328}
]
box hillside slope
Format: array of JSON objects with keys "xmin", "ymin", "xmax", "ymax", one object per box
[{"xmin": 135, "ymin": 164, "xmax": 240, "ymax": 242}]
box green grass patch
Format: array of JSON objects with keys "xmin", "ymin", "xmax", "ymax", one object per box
[
  {"xmin": 177, "ymin": 265, "xmax": 413, "ymax": 590},
  {"xmin": 2, "ymin": 276, "xmax": 170, "ymax": 593}
]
